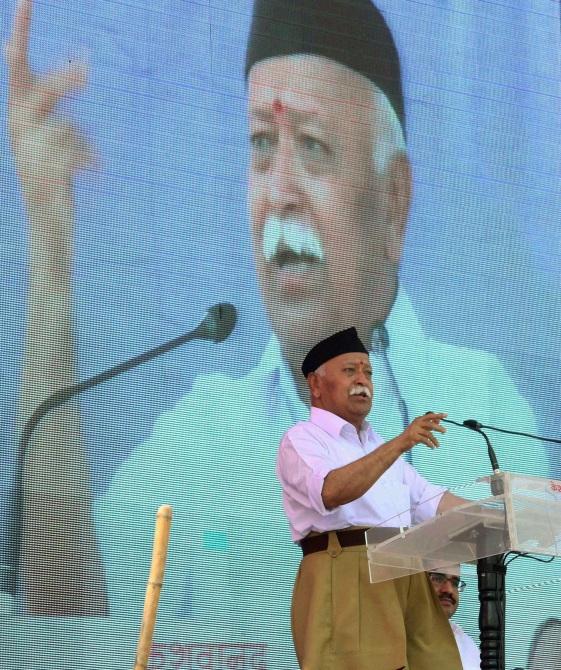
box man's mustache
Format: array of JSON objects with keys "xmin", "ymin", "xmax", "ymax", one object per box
[
  {"xmin": 262, "ymin": 216, "xmax": 324, "ymax": 263},
  {"xmin": 349, "ymin": 384, "xmax": 372, "ymax": 398}
]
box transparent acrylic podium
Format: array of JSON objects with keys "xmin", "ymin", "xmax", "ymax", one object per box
[{"xmin": 366, "ymin": 472, "xmax": 561, "ymax": 584}]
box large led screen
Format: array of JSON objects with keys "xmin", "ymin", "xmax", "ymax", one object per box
[{"xmin": 1, "ymin": 1, "xmax": 560, "ymax": 668}]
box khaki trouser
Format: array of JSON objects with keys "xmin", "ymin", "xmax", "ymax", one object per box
[{"xmin": 292, "ymin": 531, "xmax": 462, "ymax": 670}]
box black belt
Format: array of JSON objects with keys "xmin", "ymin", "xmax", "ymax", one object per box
[{"xmin": 299, "ymin": 527, "xmax": 399, "ymax": 556}]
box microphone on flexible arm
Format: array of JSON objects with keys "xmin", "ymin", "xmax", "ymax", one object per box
[
  {"xmin": 459, "ymin": 418, "xmax": 561, "ymax": 446},
  {"xmin": 425, "ymin": 413, "xmax": 500, "ymax": 493},
  {"xmin": 1, "ymin": 302, "xmax": 237, "ymax": 598},
  {"xmin": 441, "ymin": 416, "xmax": 561, "ymax": 490},
  {"xmin": 437, "ymin": 416, "xmax": 502, "ymax": 484}
]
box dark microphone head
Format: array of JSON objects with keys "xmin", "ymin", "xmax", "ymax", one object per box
[
  {"xmin": 463, "ymin": 419, "xmax": 482, "ymax": 431},
  {"xmin": 199, "ymin": 302, "xmax": 237, "ymax": 343}
]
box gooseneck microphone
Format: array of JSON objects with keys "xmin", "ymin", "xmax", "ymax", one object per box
[
  {"xmin": 461, "ymin": 418, "xmax": 561, "ymax": 445},
  {"xmin": 463, "ymin": 419, "xmax": 501, "ymax": 476},
  {"xmin": 2, "ymin": 302, "xmax": 237, "ymax": 598},
  {"xmin": 429, "ymin": 413, "xmax": 507, "ymax": 668},
  {"xmin": 19, "ymin": 302, "xmax": 237, "ymax": 457},
  {"xmin": 426, "ymin": 413, "xmax": 561, "ymax": 670},
  {"xmin": 438, "ymin": 416, "xmax": 501, "ymax": 476},
  {"xmin": 443, "ymin": 415, "xmax": 561, "ymax": 482}
]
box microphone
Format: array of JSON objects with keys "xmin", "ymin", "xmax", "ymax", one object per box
[
  {"xmin": 463, "ymin": 418, "xmax": 482, "ymax": 431},
  {"xmin": 426, "ymin": 413, "xmax": 501, "ymax": 485},
  {"xmin": 19, "ymin": 302, "xmax": 237, "ymax": 454},
  {"xmin": 2, "ymin": 302, "xmax": 237, "ymax": 597},
  {"xmin": 462, "ymin": 416, "xmax": 505, "ymax": 670},
  {"xmin": 460, "ymin": 419, "xmax": 501, "ymax": 475},
  {"xmin": 463, "ymin": 419, "xmax": 561, "ymax": 446},
  {"xmin": 198, "ymin": 302, "xmax": 237, "ymax": 344},
  {"xmin": 457, "ymin": 416, "xmax": 561, "ymax": 482},
  {"xmin": 431, "ymin": 412, "xmax": 561, "ymax": 669}
]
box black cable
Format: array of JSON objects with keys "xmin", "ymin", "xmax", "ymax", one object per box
[
  {"xmin": 440, "ymin": 417, "xmax": 464, "ymax": 428},
  {"xmin": 469, "ymin": 422, "xmax": 561, "ymax": 446},
  {"xmin": 503, "ymin": 551, "xmax": 555, "ymax": 568}
]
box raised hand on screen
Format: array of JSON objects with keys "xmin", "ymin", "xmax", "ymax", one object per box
[
  {"xmin": 4, "ymin": 0, "xmax": 108, "ymax": 616},
  {"xmin": 5, "ymin": 0, "xmax": 94, "ymax": 208}
]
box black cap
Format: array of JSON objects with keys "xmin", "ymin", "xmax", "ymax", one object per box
[
  {"xmin": 301, "ymin": 327, "xmax": 369, "ymax": 377},
  {"xmin": 245, "ymin": 0, "xmax": 405, "ymax": 130}
]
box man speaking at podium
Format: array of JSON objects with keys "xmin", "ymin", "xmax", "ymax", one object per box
[{"xmin": 277, "ymin": 328, "xmax": 464, "ymax": 669}]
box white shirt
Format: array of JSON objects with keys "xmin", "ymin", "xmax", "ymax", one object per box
[
  {"xmin": 451, "ymin": 621, "xmax": 480, "ymax": 670},
  {"xmin": 276, "ymin": 407, "xmax": 446, "ymax": 541}
]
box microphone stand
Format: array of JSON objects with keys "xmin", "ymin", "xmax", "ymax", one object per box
[
  {"xmin": 443, "ymin": 418, "xmax": 506, "ymax": 670},
  {"xmin": 469, "ymin": 424, "xmax": 505, "ymax": 670},
  {"xmin": 1, "ymin": 303, "xmax": 236, "ymax": 598}
]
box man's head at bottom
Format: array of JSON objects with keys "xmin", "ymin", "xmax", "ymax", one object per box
[
  {"xmin": 302, "ymin": 327, "xmax": 373, "ymax": 430},
  {"xmin": 429, "ymin": 570, "xmax": 467, "ymax": 618}
]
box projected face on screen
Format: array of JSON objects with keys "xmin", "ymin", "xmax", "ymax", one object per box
[{"xmin": 248, "ymin": 54, "xmax": 406, "ymax": 358}]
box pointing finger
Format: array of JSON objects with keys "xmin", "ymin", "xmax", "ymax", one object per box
[{"xmin": 5, "ymin": 0, "xmax": 33, "ymax": 93}]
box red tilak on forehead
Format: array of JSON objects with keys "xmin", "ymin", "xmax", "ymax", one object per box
[{"xmin": 272, "ymin": 98, "xmax": 285, "ymax": 115}]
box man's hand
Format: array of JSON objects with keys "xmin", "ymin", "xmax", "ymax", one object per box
[
  {"xmin": 398, "ymin": 412, "xmax": 447, "ymax": 453},
  {"xmin": 5, "ymin": 0, "xmax": 93, "ymax": 216}
]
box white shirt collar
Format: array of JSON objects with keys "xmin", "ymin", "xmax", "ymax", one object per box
[
  {"xmin": 309, "ymin": 406, "xmax": 373, "ymax": 443},
  {"xmin": 385, "ymin": 285, "xmax": 427, "ymax": 353}
]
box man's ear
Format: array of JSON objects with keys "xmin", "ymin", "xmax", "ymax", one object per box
[
  {"xmin": 385, "ymin": 152, "xmax": 412, "ymax": 265},
  {"xmin": 307, "ymin": 372, "xmax": 321, "ymax": 400}
]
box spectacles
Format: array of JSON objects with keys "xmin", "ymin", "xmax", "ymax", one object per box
[{"xmin": 428, "ymin": 572, "xmax": 466, "ymax": 592}]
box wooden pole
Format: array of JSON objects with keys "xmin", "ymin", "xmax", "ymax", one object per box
[{"xmin": 133, "ymin": 504, "xmax": 173, "ymax": 670}]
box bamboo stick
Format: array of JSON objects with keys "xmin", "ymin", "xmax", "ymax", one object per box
[{"xmin": 133, "ymin": 504, "xmax": 173, "ymax": 670}]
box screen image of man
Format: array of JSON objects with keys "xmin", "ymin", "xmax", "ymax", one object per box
[
  {"xmin": 277, "ymin": 327, "xmax": 464, "ymax": 668},
  {"xmin": 4, "ymin": 0, "xmax": 550, "ymax": 665},
  {"xmin": 429, "ymin": 570, "xmax": 480, "ymax": 670}
]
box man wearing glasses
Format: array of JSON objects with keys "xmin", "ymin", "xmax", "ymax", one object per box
[{"xmin": 429, "ymin": 571, "xmax": 480, "ymax": 670}]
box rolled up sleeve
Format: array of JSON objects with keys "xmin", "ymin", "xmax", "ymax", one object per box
[{"xmin": 276, "ymin": 433, "xmax": 335, "ymax": 517}]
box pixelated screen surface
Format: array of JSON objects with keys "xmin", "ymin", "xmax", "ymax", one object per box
[{"xmin": 1, "ymin": 1, "xmax": 560, "ymax": 668}]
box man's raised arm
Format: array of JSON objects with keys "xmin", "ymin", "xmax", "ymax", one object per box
[
  {"xmin": 5, "ymin": 0, "xmax": 107, "ymax": 615},
  {"xmin": 322, "ymin": 413, "xmax": 446, "ymax": 510}
]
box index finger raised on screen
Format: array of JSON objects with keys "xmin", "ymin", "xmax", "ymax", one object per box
[{"xmin": 5, "ymin": 0, "xmax": 33, "ymax": 90}]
